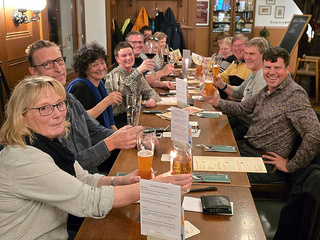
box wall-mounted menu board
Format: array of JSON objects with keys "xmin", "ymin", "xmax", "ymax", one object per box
[{"xmin": 279, "ymin": 15, "xmax": 311, "ymax": 56}]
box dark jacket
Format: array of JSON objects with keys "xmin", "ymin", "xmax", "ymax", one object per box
[
  {"xmin": 274, "ymin": 164, "xmax": 320, "ymax": 240},
  {"xmin": 160, "ymin": 7, "xmax": 185, "ymax": 53}
]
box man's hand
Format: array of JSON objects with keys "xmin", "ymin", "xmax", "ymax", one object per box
[
  {"xmin": 104, "ymin": 91, "xmax": 122, "ymax": 106},
  {"xmin": 137, "ymin": 59, "xmax": 155, "ymax": 74},
  {"xmin": 263, "ymin": 152, "xmax": 289, "ymax": 173},
  {"xmin": 212, "ymin": 75, "xmax": 225, "ymax": 89},
  {"xmin": 200, "ymin": 87, "xmax": 220, "ymax": 107},
  {"xmin": 104, "ymin": 125, "xmax": 142, "ymax": 151},
  {"xmin": 145, "ymin": 98, "xmax": 156, "ymax": 107}
]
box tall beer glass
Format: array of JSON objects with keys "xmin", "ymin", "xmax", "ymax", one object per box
[
  {"xmin": 137, "ymin": 127, "xmax": 155, "ymax": 179},
  {"xmin": 212, "ymin": 55, "xmax": 222, "ymax": 83}
]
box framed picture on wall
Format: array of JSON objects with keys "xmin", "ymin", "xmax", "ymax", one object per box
[
  {"xmin": 275, "ymin": 6, "xmax": 285, "ymax": 19},
  {"xmin": 266, "ymin": 0, "xmax": 275, "ymax": 5},
  {"xmin": 259, "ymin": 6, "xmax": 271, "ymax": 15},
  {"xmin": 196, "ymin": 0, "xmax": 210, "ymax": 26}
]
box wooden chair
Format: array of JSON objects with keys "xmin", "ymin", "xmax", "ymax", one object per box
[{"xmin": 293, "ymin": 55, "xmax": 320, "ymax": 103}]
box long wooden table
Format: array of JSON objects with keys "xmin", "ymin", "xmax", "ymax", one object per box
[{"xmin": 75, "ymin": 95, "xmax": 265, "ymax": 239}]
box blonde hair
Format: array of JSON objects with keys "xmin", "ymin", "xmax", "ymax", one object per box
[
  {"xmin": 153, "ymin": 32, "xmax": 168, "ymax": 41},
  {"xmin": 220, "ymin": 37, "xmax": 232, "ymax": 48},
  {"xmin": 0, "ymin": 76, "xmax": 69, "ymax": 147}
]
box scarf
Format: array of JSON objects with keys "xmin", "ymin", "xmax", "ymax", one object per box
[
  {"xmin": 26, "ymin": 133, "xmax": 76, "ymax": 176},
  {"xmin": 66, "ymin": 78, "xmax": 114, "ymax": 128}
]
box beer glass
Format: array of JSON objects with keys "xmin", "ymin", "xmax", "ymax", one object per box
[
  {"xmin": 137, "ymin": 127, "xmax": 156, "ymax": 179},
  {"xmin": 204, "ymin": 73, "xmax": 214, "ymax": 96},
  {"xmin": 171, "ymin": 142, "xmax": 192, "ymax": 193},
  {"xmin": 212, "ymin": 55, "xmax": 222, "ymax": 83},
  {"xmin": 192, "ymin": 55, "xmax": 203, "ymax": 79},
  {"xmin": 126, "ymin": 94, "xmax": 142, "ymax": 126},
  {"xmin": 111, "ymin": 72, "xmax": 121, "ymax": 92}
]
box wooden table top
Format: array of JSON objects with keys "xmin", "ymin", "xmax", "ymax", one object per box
[
  {"xmin": 75, "ymin": 89, "xmax": 265, "ymax": 240},
  {"xmin": 121, "ymin": 99, "xmax": 250, "ymax": 188},
  {"xmin": 75, "ymin": 186, "xmax": 266, "ymax": 240}
]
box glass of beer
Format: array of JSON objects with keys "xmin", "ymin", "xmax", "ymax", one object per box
[
  {"xmin": 205, "ymin": 74, "xmax": 214, "ymax": 96},
  {"xmin": 170, "ymin": 142, "xmax": 192, "ymax": 193},
  {"xmin": 137, "ymin": 127, "xmax": 156, "ymax": 179},
  {"xmin": 212, "ymin": 55, "xmax": 222, "ymax": 83}
]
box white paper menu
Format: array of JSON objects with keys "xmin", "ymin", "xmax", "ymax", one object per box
[
  {"xmin": 140, "ymin": 179, "xmax": 181, "ymax": 239},
  {"xmin": 171, "ymin": 106, "xmax": 189, "ymax": 144},
  {"xmin": 193, "ymin": 156, "xmax": 267, "ymax": 173},
  {"xmin": 176, "ymin": 78, "xmax": 188, "ymax": 108}
]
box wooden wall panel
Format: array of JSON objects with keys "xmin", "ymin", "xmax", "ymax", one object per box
[
  {"xmin": 0, "ymin": 4, "xmax": 43, "ymax": 89},
  {"xmin": 109, "ymin": 0, "xmax": 196, "ymax": 53}
]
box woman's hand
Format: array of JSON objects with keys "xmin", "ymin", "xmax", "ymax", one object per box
[
  {"xmin": 145, "ymin": 99, "xmax": 156, "ymax": 107},
  {"xmin": 153, "ymin": 171, "xmax": 192, "ymax": 192},
  {"xmin": 104, "ymin": 92, "xmax": 122, "ymax": 106},
  {"xmin": 165, "ymin": 81, "xmax": 175, "ymax": 90},
  {"xmin": 120, "ymin": 169, "xmax": 141, "ymax": 185}
]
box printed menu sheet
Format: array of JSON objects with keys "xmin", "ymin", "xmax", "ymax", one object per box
[
  {"xmin": 193, "ymin": 156, "xmax": 267, "ymax": 173},
  {"xmin": 140, "ymin": 179, "xmax": 182, "ymax": 239}
]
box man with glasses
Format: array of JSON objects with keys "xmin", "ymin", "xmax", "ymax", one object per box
[
  {"xmin": 26, "ymin": 40, "xmax": 139, "ymax": 174},
  {"xmin": 125, "ymin": 31, "xmax": 174, "ymax": 89},
  {"xmin": 218, "ymin": 34, "xmax": 251, "ymax": 99}
]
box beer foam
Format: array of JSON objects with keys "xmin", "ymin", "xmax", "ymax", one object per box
[{"xmin": 138, "ymin": 150, "xmax": 153, "ymax": 157}]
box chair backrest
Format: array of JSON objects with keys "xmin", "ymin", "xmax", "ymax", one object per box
[{"xmin": 303, "ymin": 56, "xmax": 320, "ymax": 72}]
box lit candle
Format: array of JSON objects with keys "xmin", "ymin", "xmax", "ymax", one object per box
[{"xmin": 170, "ymin": 150, "xmax": 176, "ymax": 172}]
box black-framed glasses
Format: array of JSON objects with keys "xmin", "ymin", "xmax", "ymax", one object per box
[
  {"xmin": 29, "ymin": 100, "xmax": 67, "ymax": 116},
  {"xmin": 32, "ymin": 57, "xmax": 66, "ymax": 70}
]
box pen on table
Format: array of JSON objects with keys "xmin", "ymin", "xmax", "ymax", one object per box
[{"xmin": 188, "ymin": 187, "xmax": 218, "ymax": 193}]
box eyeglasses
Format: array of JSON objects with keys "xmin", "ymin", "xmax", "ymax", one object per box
[
  {"xmin": 232, "ymin": 43, "xmax": 245, "ymax": 49},
  {"xmin": 29, "ymin": 100, "xmax": 67, "ymax": 116},
  {"xmin": 32, "ymin": 57, "xmax": 66, "ymax": 70},
  {"xmin": 128, "ymin": 41, "xmax": 144, "ymax": 45}
]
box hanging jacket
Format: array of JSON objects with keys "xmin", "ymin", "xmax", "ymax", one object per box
[
  {"xmin": 123, "ymin": 21, "xmax": 133, "ymax": 39},
  {"xmin": 132, "ymin": 7, "xmax": 149, "ymax": 31},
  {"xmin": 160, "ymin": 7, "xmax": 185, "ymax": 53},
  {"xmin": 121, "ymin": 18, "xmax": 132, "ymax": 35},
  {"xmin": 154, "ymin": 12, "xmax": 164, "ymax": 32},
  {"xmin": 111, "ymin": 19, "xmax": 124, "ymax": 63}
]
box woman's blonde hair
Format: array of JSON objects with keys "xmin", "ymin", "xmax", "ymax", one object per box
[
  {"xmin": 0, "ymin": 76, "xmax": 69, "ymax": 147},
  {"xmin": 153, "ymin": 32, "xmax": 167, "ymax": 41}
]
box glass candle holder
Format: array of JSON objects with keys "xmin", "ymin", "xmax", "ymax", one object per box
[{"xmin": 170, "ymin": 142, "xmax": 193, "ymax": 193}]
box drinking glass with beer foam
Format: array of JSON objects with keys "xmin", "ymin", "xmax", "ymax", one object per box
[
  {"xmin": 205, "ymin": 74, "xmax": 214, "ymax": 96},
  {"xmin": 212, "ymin": 55, "xmax": 222, "ymax": 83},
  {"xmin": 170, "ymin": 142, "xmax": 193, "ymax": 193},
  {"xmin": 137, "ymin": 127, "xmax": 156, "ymax": 179}
]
